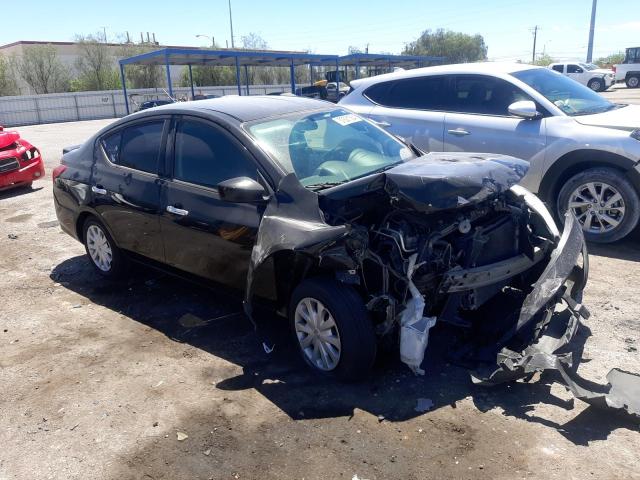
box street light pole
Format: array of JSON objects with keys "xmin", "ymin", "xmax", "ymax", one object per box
[
  {"xmin": 228, "ymin": 0, "xmax": 235, "ymax": 48},
  {"xmin": 586, "ymin": 0, "xmax": 598, "ymax": 62}
]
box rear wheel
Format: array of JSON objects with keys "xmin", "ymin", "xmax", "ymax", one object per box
[
  {"xmin": 82, "ymin": 217, "xmax": 126, "ymax": 278},
  {"xmin": 557, "ymin": 167, "xmax": 640, "ymax": 243},
  {"xmin": 587, "ymin": 78, "xmax": 603, "ymax": 92},
  {"xmin": 289, "ymin": 278, "xmax": 376, "ymax": 381},
  {"xmin": 626, "ymin": 75, "xmax": 639, "ymax": 88}
]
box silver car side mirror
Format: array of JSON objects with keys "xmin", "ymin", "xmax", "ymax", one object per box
[{"xmin": 508, "ymin": 100, "xmax": 540, "ymax": 120}]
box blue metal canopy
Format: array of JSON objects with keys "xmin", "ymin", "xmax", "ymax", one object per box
[{"xmin": 118, "ymin": 47, "xmax": 443, "ymax": 114}]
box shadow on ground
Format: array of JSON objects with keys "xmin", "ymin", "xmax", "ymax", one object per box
[
  {"xmin": 52, "ymin": 255, "xmax": 640, "ymax": 448},
  {"xmin": 0, "ymin": 184, "xmax": 43, "ymax": 200},
  {"xmin": 587, "ymin": 227, "xmax": 640, "ymax": 262}
]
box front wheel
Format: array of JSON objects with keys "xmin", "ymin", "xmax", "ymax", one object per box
[
  {"xmin": 557, "ymin": 168, "xmax": 640, "ymax": 243},
  {"xmin": 587, "ymin": 78, "xmax": 604, "ymax": 92},
  {"xmin": 289, "ymin": 278, "xmax": 376, "ymax": 381}
]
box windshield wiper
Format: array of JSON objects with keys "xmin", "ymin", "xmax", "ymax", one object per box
[{"xmin": 305, "ymin": 181, "xmax": 345, "ymax": 191}]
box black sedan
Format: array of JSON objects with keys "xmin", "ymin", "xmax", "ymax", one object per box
[{"xmin": 51, "ymin": 96, "xmax": 640, "ymax": 415}]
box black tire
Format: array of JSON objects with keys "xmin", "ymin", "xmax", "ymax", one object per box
[
  {"xmin": 557, "ymin": 167, "xmax": 640, "ymax": 243},
  {"xmin": 587, "ymin": 78, "xmax": 604, "ymax": 92},
  {"xmin": 626, "ymin": 75, "xmax": 640, "ymax": 89},
  {"xmin": 82, "ymin": 217, "xmax": 126, "ymax": 279},
  {"xmin": 289, "ymin": 277, "xmax": 376, "ymax": 381}
]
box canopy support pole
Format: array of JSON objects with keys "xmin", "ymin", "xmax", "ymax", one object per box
[
  {"xmin": 164, "ymin": 53, "xmax": 173, "ymax": 99},
  {"xmin": 290, "ymin": 58, "xmax": 296, "ymax": 94},
  {"xmin": 188, "ymin": 65, "xmax": 195, "ymax": 99},
  {"xmin": 244, "ymin": 65, "xmax": 250, "ymax": 95},
  {"xmin": 235, "ymin": 57, "xmax": 242, "ymax": 95},
  {"xmin": 120, "ymin": 63, "xmax": 129, "ymax": 115}
]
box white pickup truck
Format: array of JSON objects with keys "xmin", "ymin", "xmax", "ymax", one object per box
[
  {"xmin": 614, "ymin": 47, "xmax": 640, "ymax": 88},
  {"xmin": 548, "ymin": 62, "xmax": 614, "ymax": 91}
]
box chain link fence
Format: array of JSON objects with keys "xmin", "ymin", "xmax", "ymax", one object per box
[{"xmin": 0, "ymin": 85, "xmax": 292, "ymax": 127}]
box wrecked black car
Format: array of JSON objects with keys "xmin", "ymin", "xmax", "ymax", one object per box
[{"xmin": 52, "ymin": 96, "xmax": 639, "ymax": 418}]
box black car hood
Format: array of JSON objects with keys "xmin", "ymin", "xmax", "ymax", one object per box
[{"xmin": 382, "ymin": 153, "xmax": 529, "ymax": 212}]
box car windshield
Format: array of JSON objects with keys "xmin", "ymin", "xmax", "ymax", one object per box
[
  {"xmin": 246, "ymin": 108, "xmax": 416, "ymax": 189},
  {"xmin": 512, "ymin": 68, "xmax": 617, "ymax": 116}
]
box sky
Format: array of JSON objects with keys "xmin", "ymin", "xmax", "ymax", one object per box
[{"xmin": 4, "ymin": 0, "xmax": 639, "ymax": 61}]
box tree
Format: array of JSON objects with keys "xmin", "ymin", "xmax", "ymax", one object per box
[
  {"xmin": 119, "ymin": 43, "xmax": 165, "ymax": 89},
  {"xmin": 595, "ymin": 52, "xmax": 624, "ymax": 68},
  {"xmin": 533, "ymin": 53, "xmax": 555, "ymax": 66},
  {"xmin": 240, "ymin": 33, "xmax": 271, "ymax": 84},
  {"xmin": 0, "ymin": 54, "xmax": 19, "ymax": 96},
  {"xmin": 72, "ymin": 33, "xmax": 120, "ymax": 91},
  {"xmin": 403, "ymin": 29, "xmax": 487, "ymax": 64},
  {"xmin": 16, "ymin": 44, "xmax": 69, "ymax": 94}
]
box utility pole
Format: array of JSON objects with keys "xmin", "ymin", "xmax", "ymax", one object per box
[
  {"xmin": 531, "ymin": 25, "xmax": 539, "ymax": 64},
  {"xmin": 587, "ymin": 0, "xmax": 598, "ymax": 62},
  {"xmin": 228, "ymin": 0, "xmax": 235, "ymax": 49}
]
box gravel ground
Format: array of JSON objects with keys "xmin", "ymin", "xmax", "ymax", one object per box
[{"xmin": 1, "ymin": 118, "xmax": 639, "ymax": 480}]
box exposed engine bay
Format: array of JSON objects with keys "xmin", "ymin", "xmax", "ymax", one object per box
[{"xmin": 244, "ymin": 153, "xmax": 640, "ymax": 419}]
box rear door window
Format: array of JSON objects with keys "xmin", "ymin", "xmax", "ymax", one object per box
[
  {"xmin": 365, "ymin": 75, "xmax": 448, "ymax": 110},
  {"xmin": 101, "ymin": 121, "xmax": 165, "ymax": 174},
  {"xmin": 450, "ymin": 75, "xmax": 533, "ymax": 116},
  {"xmin": 173, "ymin": 119, "xmax": 257, "ymax": 188},
  {"xmin": 567, "ymin": 64, "xmax": 582, "ymax": 74}
]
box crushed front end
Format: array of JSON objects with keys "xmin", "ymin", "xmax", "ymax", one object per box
[
  {"xmin": 0, "ymin": 126, "xmax": 45, "ymax": 191},
  {"xmin": 245, "ymin": 153, "xmax": 639, "ymax": 418}
]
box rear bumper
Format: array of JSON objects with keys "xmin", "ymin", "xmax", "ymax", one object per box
[{"xmin": 0, "ymin": 158, "xmax": 45, "ymax": 190}]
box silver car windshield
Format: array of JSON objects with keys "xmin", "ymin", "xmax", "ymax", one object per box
[
  {"xmin": 512, "ymin": 68, "xmax": 617, "ymax": 116},
  {"xmin": 246, "ymin": 109, "xmax": 416, "ymax": 190}
]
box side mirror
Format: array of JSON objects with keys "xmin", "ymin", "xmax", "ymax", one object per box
[
  {"xmin": 218, "ymin": 177, "xmax": 268, "ymax": 204},
  {"xmin": 508, "ymin": 100, "xmax": 540, "ymax": 120}
]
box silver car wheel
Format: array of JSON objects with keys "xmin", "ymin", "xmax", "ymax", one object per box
[
  {"xmin": 569, "ymin": 181, "xmax": 625, "ymax": 234},
  {"xmin": 628, "ymin": 76, "xmax": 639, "ymax": 88},
  {"xmin": 589, "ymin": 79, "xmax": 602, "ymax": 91},
  {"xmin": 294, "ymin": 297, "xmax": 341, "ymax": 371},
  {"xmin": 86, "ymin": 224, "xmax": 113, "ymax": 272}
]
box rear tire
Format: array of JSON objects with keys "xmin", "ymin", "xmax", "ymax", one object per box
[
  {"xmin": 82, "ymin": 217, "xmax": 126, "ymax": 279},
  {"xmin": 557, "ymin": 167, "xmax": 640, "ymax": 243},
  {"xmin": 289, "ymin": 278, "xmax": 376, "ymax": 381},
  {"xmin": 626, "ymin": 75, "xmax": 640, "ymax": 88}
]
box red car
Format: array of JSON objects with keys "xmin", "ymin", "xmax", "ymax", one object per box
[{"xmin": 0, "ymin": 125, "xmax": 45, "ymax": 191}]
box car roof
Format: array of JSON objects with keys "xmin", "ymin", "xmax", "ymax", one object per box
[
  {"xmin": 151, "ymin": 95, "xmax": 334, "ymax": 122},
  {"xmin": 349, "ymin": 62, "xmax": 543, "ymax": 88}
]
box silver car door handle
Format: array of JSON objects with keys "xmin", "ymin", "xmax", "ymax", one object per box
[
  {"xmin": 447, "ymin": 128, "xmax": 471, "ymax": 136},
  {"xmin": 166, "ymin": 205, "xmax": 189, "ymax": 216},
  {"xmin": 371, "ymin": 119, "xmax": 391, "ymax": 127},
  {"xmin": 91, "ymin": 185, "xmax": 107, "ymax": 195}
]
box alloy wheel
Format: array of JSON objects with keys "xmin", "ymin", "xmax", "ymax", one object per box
[
  {"xmin": 589, "ymin": 80, "xmax": 602, "ymax": 91},
  {"xmin": 568, "ymin": 182, "xmax": 625, "ymax": 234},
  {"xmin": 86, "ymin": 224, "xmax": 113, "ymax": 272},
  {"xmin": 294, "ymin": 297, "xmax": 342, "ymax": 371}
]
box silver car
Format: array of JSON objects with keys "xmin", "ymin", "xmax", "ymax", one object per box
[{"xmin": 340, "ymin": 63, "xmax": 640, "ymax": 243}]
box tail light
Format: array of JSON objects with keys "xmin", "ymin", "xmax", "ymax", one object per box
[{"xmin": 52, "ymin": 164, "xmax": 67, "ymax": 182}]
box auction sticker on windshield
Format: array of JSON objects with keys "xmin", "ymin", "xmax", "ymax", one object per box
[{"xmin": 332, "ymin": 113, "xmax": 362, "ymax": 126}]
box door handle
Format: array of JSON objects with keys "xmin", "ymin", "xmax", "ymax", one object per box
[
  {"xmin": 447, "ymin": 128, "xmax": 471, "ymax": 136},
  {"xmin": 370, "ymin": 119, "xmax": 391, "ymax": 127},
  {"xmin": 91, "ymin": 185, "xmax": 107, "ymax": 195},
  {"xmin": 166, "ymin": 205, "xmax": 189, "ymax": 216}
]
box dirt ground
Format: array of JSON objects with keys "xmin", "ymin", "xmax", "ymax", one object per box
[{"xmin": 1, "ymin": 118, "xmax": 639, "ymax": 480}]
